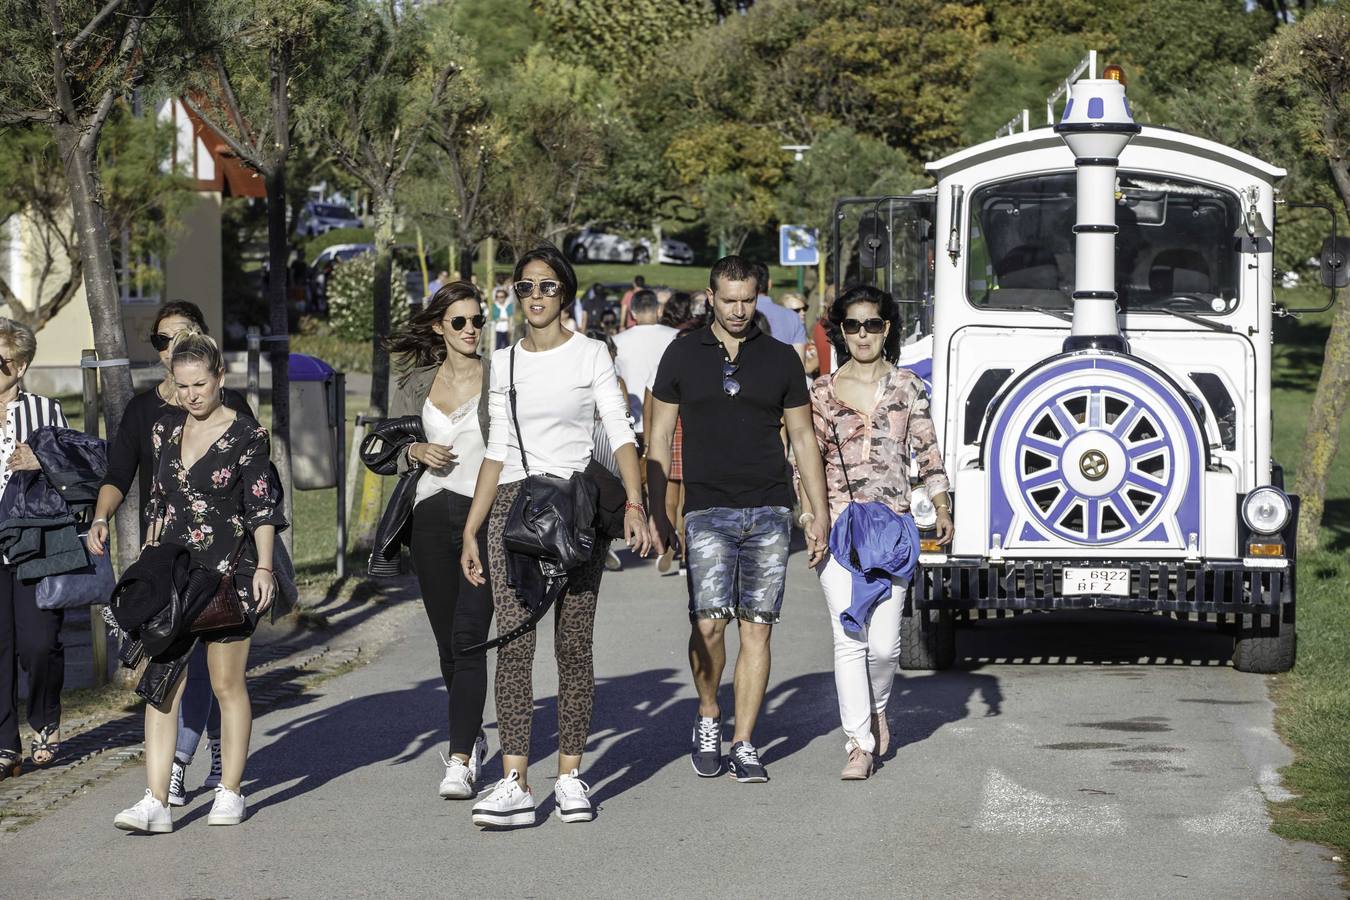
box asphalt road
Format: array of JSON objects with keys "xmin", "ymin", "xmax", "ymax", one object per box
[{"xmin": 1, "ymin": 552, "xmax": 1342, "ymax": 899}]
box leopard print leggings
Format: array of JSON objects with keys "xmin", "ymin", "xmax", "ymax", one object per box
[{"xmin": 487, "ymin": 480, "xmax": 609, "ymax": 758}]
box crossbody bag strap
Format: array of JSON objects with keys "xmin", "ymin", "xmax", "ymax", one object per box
[
  {"xmin": 507, "ymin": 345, "xmax": 531, "ymax": 477},
  {"xmin": 829, "ymin": 417, "xmax": 856, "ymax": 504}
]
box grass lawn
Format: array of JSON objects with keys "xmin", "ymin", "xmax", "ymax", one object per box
[{"xmin": 1266, "ymin": 302, "xmax": 1350, "ymax": 870}]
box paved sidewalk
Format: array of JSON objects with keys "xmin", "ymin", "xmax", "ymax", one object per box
[{"xmin": 0, "ymin": 553, "xmax": 1343, "ymax": 898}]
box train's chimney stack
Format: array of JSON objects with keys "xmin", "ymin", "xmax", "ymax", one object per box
[{"xmin": 1055, "ymin": 66, "xmax": 1139, "ymax": 352}]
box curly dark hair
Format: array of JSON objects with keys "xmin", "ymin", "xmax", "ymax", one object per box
[
  {"xmin": 827, "ymin": 284, "xmax": 901, "ymax": 364},
  {"xmin": 385, "ymin": 281, "xmax": 484, "ymax": 369}
]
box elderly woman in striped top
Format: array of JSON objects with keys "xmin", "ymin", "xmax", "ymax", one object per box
[{"xmin": 0, "ymin": 318, "xmax": 70, "ymax": 780}]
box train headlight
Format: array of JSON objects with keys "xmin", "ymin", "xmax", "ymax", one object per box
[
  {"xmin": 1242, "ymin": 487, "xmax": 1291, "ymax": 534},
  {"xmin": 911, "ymin": 486, "xmax": 938, "ymax": 529}
]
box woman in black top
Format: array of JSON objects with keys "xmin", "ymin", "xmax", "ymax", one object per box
[{"xmin": 89, "ymin": 301, "xmax": 250, "ymax": 806}]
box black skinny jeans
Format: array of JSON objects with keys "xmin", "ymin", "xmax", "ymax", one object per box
[
  {"xmin": 0, "ymin": 564, "xmax": 64, "ymax": 755},
  {"xmin": 409, "ymin": 490, "xmax": 493, "ymax": 756}
]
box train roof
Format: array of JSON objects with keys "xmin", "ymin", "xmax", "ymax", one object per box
[{"xmin": 925, "ymin": 124, "xmax": 1286, "ymax": 183}]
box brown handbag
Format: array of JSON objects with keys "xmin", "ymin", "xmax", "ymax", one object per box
[{"xmin": 189, "ymin": 540, "xmax": 249, "ymax": 636}]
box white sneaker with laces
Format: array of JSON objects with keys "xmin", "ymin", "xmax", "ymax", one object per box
[
  {"xmin": 439, "ymin": 753, "xmax": 474, "ymax": 800},
  {"xmin": 114, "ymin": 789, "xmax": 173, "ymax": 834},
  {"xmin": 554, "ymin": 769, "xmax": 593, "ymax": 823},
  {"xmin": 203, "ymin": 738, "xmax": 223, "ymax": 789},
  {"xmin": 206, "ymin": 785, "xmax": 247, "ymax": 826},
  {"xmin": 471, "ymin": 770, "xmax": 535, "ymax": 828},
  {"xmin": 167, "ymin": 760, "xmax": 188, "ymax": 807}
]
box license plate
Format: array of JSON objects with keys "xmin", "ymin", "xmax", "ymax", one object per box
[{"xmin": 1062, "ymin": 567, "xmax": 1130, "ymax": 596}]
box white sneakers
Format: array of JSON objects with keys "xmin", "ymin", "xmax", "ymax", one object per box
[
  {"xmin": 472, "ymin": 770, "xmax": 535, "ymax": 827},
  {"xmin": 553, "ymin": 769, "xmax": 593, "ymax": 823},
  {"xmin": 206, "ymin": 785, "xmax": 246, "ymax": 826},
  {"xmin": 439, "ymin": 733, "xmax": 489, "ymax": 799},
  {"xmin": 114, "ymin": 789, "xmax": 173, "ymax": 834}
]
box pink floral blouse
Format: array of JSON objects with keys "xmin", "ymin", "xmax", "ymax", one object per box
[{"xmin": 808, "ymin": 366, "xmax": 950, "ymax": 524}]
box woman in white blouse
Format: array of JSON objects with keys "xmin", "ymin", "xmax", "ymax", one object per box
[
  {"xmin": 461, "ymin": 244, "xmax": 653, "ymax": 828},
  {"xmin": 387, "ymin": 282, "xmax": 494, "ymax": 801}
]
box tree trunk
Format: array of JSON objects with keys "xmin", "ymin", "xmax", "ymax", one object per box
[
  {"xmin": 458, "ymin": 244, "xmax": 475, "ymax": 286},
  {"xmin": 55, "ymin": 123, "xmax": 138, "ymax": 572},
  {"xmin": 265, "ymin": 169, "xmax": 294, "ymax": 555},
  {"xmin": 350, "ymin": 197, "xmax": 396, "ymax": 553}
]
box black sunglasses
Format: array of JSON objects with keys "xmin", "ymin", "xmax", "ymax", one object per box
[
  {"xmin": 722, "ymin": 358, "xmax": 741, "ymax": 397},
  {"xmin": 150, "ymin": 332, "xmax": 174, "ymax": 352},
  {"xmin": 513, "ymin": 279, "xmax": 562, "ymax": 298},
  {"xmin": 841, "ymin": 318, "xmax": 886, "ymax": 335},
  {"xmin": 0, "ymin": 356, "xmax": 12, "ymax": 376},
  {"xmin": 446, "ymin": 314, "xmax": 486, "ymax": 332}
]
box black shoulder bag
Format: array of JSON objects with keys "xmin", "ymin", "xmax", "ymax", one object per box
[{"xmin": 500, "ymin": 344, "xmax": 599, "ymax": 571}]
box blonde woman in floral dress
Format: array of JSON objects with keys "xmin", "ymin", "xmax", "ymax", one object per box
[{"xmin": 114, "ymin": 330, "xmax": 286, "ymax": 834}]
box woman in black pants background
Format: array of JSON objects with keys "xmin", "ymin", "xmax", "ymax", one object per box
[{"xmin": 387, "ymin": 282, "xmax": 494, "ymax": 799}]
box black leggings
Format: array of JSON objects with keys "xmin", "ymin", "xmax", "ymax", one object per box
[{"xmin": 409, "ymin": 491, "xmax": 494, "ymax": 756}]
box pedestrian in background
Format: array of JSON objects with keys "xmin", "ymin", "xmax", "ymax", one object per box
[
  {"xmin": 0, "ymin": 318, "xmax": 70, "ymax": 780},
  {"xmin": 612, "ymin": 289, "xmax": 677, "ymax": 457},
  {"xmin": 648, "ymin": 293, "xmax": 703, "ymax": 576},
  {"xmin": 114, "ymin": 330, "xmax": 286, "ymax": 834},
  {"xmin": 460, "ymin": 243, "xmax": 653, "ymax": 828},
  {"xmin": 646, "ymin": 255, "xmax": 829, "ymax": 784},
  {"xmin": 490, "ymin": 285, "xmax": 515, "ymax": 350},
  {"xmin": 751, "ymin": 262, "xmax": 807, "ymax": 364},
  {"xmin": 428, "ymin": 269, "xmax": 450, "ymax": 297},
  {"xmin": 386, "ymin": 282, "xmax": 496, "ymax": 801},
  {"xmin": 802, "ymin": 285, "xmax": 952, "ymax": 780},
  {"xmin": 90, "ymin": 300, "xmax": 251, "ymax": 806},
  {"xmin": 778, "ymin": 292, "xmax": 818, "ymax": 376},
  {"xmin": 619, "ymin": 274, "xmax": 646, "ymax": 330}
]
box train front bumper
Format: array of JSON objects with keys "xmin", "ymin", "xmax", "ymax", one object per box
[{"xmin": 913, "ymin": 555, "xmax": 1290, "ymax": 613}]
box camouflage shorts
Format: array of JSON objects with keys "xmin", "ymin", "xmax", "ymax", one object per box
[{"xmin": 684, "ymin": 506, "xmax": 792, "ymax": 625}]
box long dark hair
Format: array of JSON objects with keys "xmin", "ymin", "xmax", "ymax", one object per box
[
  {"xmin": 828, "ymin": 284, "xmax": 902, "ymax": 365},
  {"xmin": 661, "ymin": 291, "xmax": 699, "ymax": 328},
  {"xmin": 386, "ymin": 281, "xmax": 484, "ymax": 369}
]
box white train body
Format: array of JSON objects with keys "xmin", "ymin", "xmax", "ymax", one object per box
[{"xmin": 830, "ymin": 70, "xmax": 1324, "ymax": 672}]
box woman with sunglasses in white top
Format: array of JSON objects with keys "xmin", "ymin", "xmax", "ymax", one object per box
[
  {"xmin": 460, "ymin": 243, "xmax": 654, "ymax": 828},
  {"xmin": 385, "ymin": 282, "xmax": 496, "ymax": 801}
]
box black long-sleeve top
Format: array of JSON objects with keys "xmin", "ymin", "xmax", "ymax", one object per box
[{"xmin": 101, "ymin": 386, "xmax": 252, "ymax": 541}]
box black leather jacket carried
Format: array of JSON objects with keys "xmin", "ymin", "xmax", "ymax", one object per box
[
  {"xmin": 362, "ymin": 416, "xmax": 426, "ymax": 576},
  {"xmin": 0, "ymin": 425, "xmax": 108, "ymax": 580}
]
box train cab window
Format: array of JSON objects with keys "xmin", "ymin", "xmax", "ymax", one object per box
[{"xmin": 967, "ymin": 172, "xmax": 1242, "ymax": 315}]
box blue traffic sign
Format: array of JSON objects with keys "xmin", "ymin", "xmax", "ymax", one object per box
[{"xmin": 778, "ymin": 224, "xmax": 819, "ymax": 266}]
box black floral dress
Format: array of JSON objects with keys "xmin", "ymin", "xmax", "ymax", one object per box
[{"xmin": 150, "ymin": 410, "xmax": 287, "ymax": 641}]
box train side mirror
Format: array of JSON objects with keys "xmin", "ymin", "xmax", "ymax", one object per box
[
  {"xmin": 1320, "ymin": 236, "xmax": 1349, "ymax": 289},
  {"xmin": 858, "ymin": 212, "xmax": 890, "ymax": 270}
]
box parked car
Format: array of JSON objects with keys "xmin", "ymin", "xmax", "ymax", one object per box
[
  {"xmin": 295, "ymin": 201, "xmax": 363, "ymax": 238},
  {"xmin": 307, "ymin": 243, "xmax": 433, "ymax": 310},
  {"xmin": 568, "ymin": 227, "xmax": 696, "ymax": 265}
]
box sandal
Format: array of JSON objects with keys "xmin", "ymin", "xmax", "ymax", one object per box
[
  {"xmin": 30, "ymin": 725, "xmax": 59, "ymax": 767},
  {"xmin": 0, "ymin": 749, "xmax": 19, "ymax": 781}
]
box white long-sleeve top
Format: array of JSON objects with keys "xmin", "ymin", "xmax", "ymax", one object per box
[{"xmin": 486, "ymin": 331, "xmax": 635, "ymax": 485}]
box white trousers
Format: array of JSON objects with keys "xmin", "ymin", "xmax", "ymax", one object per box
[{"xmin": 818, "ymin": 556, "xmax": 905, "ymax": 754}]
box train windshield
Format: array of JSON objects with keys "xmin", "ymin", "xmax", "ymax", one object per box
[
  {"xmin": 967, "ymin": 172, "xmax": 1242, "ymax": 315},
  {"xmin": 832, "ymin": 196, "xmax": 936, "ymax": 340}
]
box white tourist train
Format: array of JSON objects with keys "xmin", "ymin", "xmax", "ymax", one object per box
[{"xmin": 831, "ymin": 58, "xmax": 1345, "ymax": 674}]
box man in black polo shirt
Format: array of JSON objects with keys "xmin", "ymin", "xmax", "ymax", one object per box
[{"xmin": 647, "ymin": 255, "xmax": 829, "ymax": 783}]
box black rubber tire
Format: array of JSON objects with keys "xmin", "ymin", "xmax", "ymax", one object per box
[
  {"xmin": 899, "ymin": 605, "xmax": 956, "ymax": 670},
  {"xmin": 633, "ymin": 247, "xmax": 650, "ymax": 265},
  {"xmin": 1232, "ymin": 607, "xmax": 1296, "ymax": 674}
]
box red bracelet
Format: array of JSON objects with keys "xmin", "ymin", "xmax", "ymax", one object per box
[{"xmin": 625, "ymin": 501, "xmax": 646, "ymax": 516}]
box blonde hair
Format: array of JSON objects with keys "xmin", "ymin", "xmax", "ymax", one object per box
[
  {"xmin": 0, "ymin": 317, "xmax": 38, "ymax": 366},
  {"xmin": 169, "ymin": 328, "xmax": 224, "ymax": 374}
]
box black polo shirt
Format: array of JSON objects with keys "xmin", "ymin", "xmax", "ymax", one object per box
[{"xmin": 653, "ymin": 324, "xmax": 808, "ymax": 513}]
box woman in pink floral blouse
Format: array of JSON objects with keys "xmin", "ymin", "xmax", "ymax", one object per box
[
  {"xmin": 114, "ymin": 330, "xmax": 286, "ymax": 835},
  {"xmin": 802, "ymin": 285, "xmax": 952, "ymax": 781}
]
